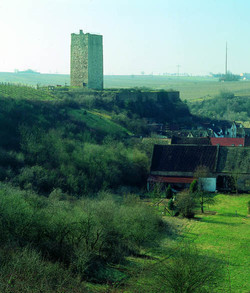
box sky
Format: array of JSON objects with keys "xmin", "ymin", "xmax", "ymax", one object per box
[{"xmin": 0, "ymin": 0, "xmax": 250, "ymax": 75}]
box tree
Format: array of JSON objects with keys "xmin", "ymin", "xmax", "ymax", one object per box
[
  {"xmin": 193, "ymin": 166, "xmax": 215, "ymax": 213},
  {"xmin": 219, "ymin": 72, "xmax": 240, "ymax": 82},
  {"xmin": 157, "ymin": 243, "xmax": 224, "ymax": 293},
  {"xmin": 189, "ymin": 179, "xmax": 198, "ymax": 194},
  {"xmin": 175, "ymin": 191, "xmax": 197, "ymax": 218},
  {"xmin": 168, "ymin": 198, "xmax": 175, "ymax": 210},
  {"xmin": 194, "ymin": 165, "xmax": 210, "ymax": 181},
  {"xmin": 167, "ymin": 198, "xmax": 177, "ymax": 216},
  {"xmin": 196, "ymin": 191, "xmax": 215, "ymax": 214},
  {"xmin": 151, "ymin": 182, "xmax": 164, "ymax": 198},
  {"xmin": 128, "ymin": 242, "xmax": 224, "ymax": 293},
  {"xmin": 231, "ymin": 169, "xmax": 240, "ymax": 194},
  {"xmin": 166, "ymin": 184, "xmax": 173, "ymax": 199}
]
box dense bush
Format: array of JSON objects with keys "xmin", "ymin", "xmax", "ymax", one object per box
[
  {"xmin": 126, "ymin": 241, "xmax": 225, "ymax": 293},
  {"xmin": 175, "ymin": 191, "xmax": 197, "ymax": 218},
  {"xmin": 0, "ymin": 92, "xmax": 151, "ymax": 196},
  {"xmin": 166, "ymin": 184, "xmax": 173, "ymax": 199},
  {"xmin": 189, "ymin": 179, "xmax": 198, "ymax": 193},
  {"xmin": 0, "ymin": 247, "xmax": 86, "ymax": 293},
  {"xmin": 62, "ymin": 88, "xmax": 191, "ymax": 124},
  {"xmin": 17, "ymin": 131, "xmax": 149, "ymax": 195},
  {"xmin": 190, "ymin": 91, "xmax": 250, "ymax": 121},
  {"xmin": 153, "ymin": 243, "xmax": 224, "ymax": 293},
  {"xmin": 0, "ymin": 184, "xmax": 164, "ymax": 282}
]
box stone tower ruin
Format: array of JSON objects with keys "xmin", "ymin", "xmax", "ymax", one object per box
[{"xmin": 70, "ymin": 30, "xmax": 103, "ymax": 90}]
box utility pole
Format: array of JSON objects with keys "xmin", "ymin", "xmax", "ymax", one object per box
[
  {"xmin": 177, "ymin": 64, "xmax": 181, "ymax": 76},
  {"xmin": 225, "ymin": 42, "xmax": 228, "ymax": 75}
]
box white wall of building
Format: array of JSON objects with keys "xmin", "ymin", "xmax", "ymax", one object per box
[{"xmin": 199, "ymin": 178, "xmax": 217, "ymax": 192}]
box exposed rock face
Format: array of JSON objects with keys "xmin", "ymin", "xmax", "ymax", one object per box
[{"xmin": 70, "ymin": 30, "xmax": 103, "ymax": 90}]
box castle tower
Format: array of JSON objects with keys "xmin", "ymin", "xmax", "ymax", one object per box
[{"xmin": 70, "ymin": 30, "xmax": 103, "ymax": 90}]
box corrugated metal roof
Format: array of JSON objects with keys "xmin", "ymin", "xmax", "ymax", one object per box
[{"xmin": 150, "ymin": 145, "xmax": 218, "ymax": 173}]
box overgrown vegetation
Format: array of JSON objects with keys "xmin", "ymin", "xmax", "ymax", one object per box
[
  {"xmin": 0, "ymin": 84, "xmax": 248, "ymax": 291},
  {"xmin": 0, "ymin": 84, "xmax": 189, "ymax": 290},
  {"xmin": 0, "ymin": 183, "xmax": 164, "ymax": 289},
  {"xmin": 0, "ymin": 86, "xmax": 153, "ymax": 196},
  {"xmin": 219, "ymin": 72, "xmax": 240, "ymax": 82},
  {"xmin": 189, "ymin": 91, "xmax": 250, "ymax": 121},
  {"xmin": 57, "ymin": 87, "xmax": 191, "ymax": 126},
  {"xmin": 175, "ymin": 191, "xmax": 197, "ymax": 218},
  {"xmin": 0, "ymin": 84, "xmax": 194, "ymax": 196},
  {"xmin": 144, "ymin": 243, "xmax": 224, "ymax": 293}
]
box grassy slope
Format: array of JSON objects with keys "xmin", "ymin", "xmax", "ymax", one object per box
[
  {"xmin": 186, "ymin": 194, "xmax": 250, "ymax": 293},
  {"xmin": 68, "ymin": 108, "xmax": 131, "ymax": 136},
  {"xmin": 0, "ymin": 84, "xmax": 56, "ymax": 100},
  {"xmin": 85, "ymin": 194, "xmax": 250, "ymax": 292},
  {"xmin": 0, "ymin": 84, "xmax": 131, "ymax": 137}
]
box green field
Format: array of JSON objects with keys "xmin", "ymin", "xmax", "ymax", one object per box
[
  {"xmin": 0, "ymin": 83, "xmax": 57, "ymax": 101},
  {"xmin": 185, "ymin": 194, "xmax": 250, "ymax": 292},
  {"xmin": 104, "ymin": 75, "xmax": 250, "ymax": 101},
  {"xmin": 0, "ymin": 72, "xmax": 70, "ymax": 87},
  {"xmin": 107, "ymin": 194, "xmax": 250, "ymax": 292},
  {"xmin": 2, "ymin": 72, "xmax": 250, "ymax": 101}
]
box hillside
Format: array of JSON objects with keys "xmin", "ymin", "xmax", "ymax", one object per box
[
  {"xmin": 0, "ymin": 84, "xmax": 142, "ymax": 195},
  {"xmin": 0, "ymin": 83, "xmax": 184, "ymax": 291},
  {"xmin": 56, "ymin": 87, "xmax": 192, "ymax": 124},
  {"xmin": 0, "ymin": 83, "xmax": 249, "ymax": 292},
  {"xmin": 189, "ymin": 91, "xmax": 250, "ymax": 121},
  {"xmin": 0, "ymin": 84, "xmax": 192, "ymax": 196}
]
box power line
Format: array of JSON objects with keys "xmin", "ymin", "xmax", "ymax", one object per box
[{"xmin": 225, "ymin": 42, "xmax": 228, "ymax": 75}]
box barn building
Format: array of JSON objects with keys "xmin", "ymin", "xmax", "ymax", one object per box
[{"xmin": 148, "ymin": 144, "xmax": 250, "ymax": 192}]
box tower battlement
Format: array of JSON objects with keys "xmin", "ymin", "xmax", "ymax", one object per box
[{"xmin": 70, "ymin": 30, "xmax": 103, "ymax": 90}]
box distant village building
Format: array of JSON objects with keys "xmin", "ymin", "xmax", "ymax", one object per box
[
  {"xmin": 210, "ymin": 137, "xmax": 244, "ymax": 147},
  {"xmin": 171, "ymin": 136, "xmax": 246, "ymax": 147},
  {"xmin": 164, "ymin": 121, "xmax": 247, "ymax": 139},
  {"xmin": 245, "ymin": 129, "xmax": 250, "ymax": 138},
  {"xmin": 224, "ymin": 121, "xmax": 245, "ymax": 138},
  {"xmin": 70, "ymin": 30, "xmax": 103, "ymax": 90}
]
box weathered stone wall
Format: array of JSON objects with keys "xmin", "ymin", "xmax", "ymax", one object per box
[
  {"xmin": 70, "ymin": 31, "xmax": 88, "ymax": 87},
  {"xmin": 67, "ymin": 89, "xmax": 180, "ymax": 103},
  {"xmin": 88, "ymin": 34, "xmax": 103, "ymax": 90},
  {"xmin": 116, "ymin": 90, "xmax": 180, "ymax": 102},
  {"xmin": 70, "ymin": 30, "xmax": 103, "ymax": 90}
]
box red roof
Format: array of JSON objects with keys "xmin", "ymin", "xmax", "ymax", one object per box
[
  {"xmin": 210, "ymin": 137, "xmax": 244, "ymax": 147},
  {"xmin": 148, "ymin": 176, "xmax": 194, "ymax": 184}
]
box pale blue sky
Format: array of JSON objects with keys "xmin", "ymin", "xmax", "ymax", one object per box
[{"xmin": 0, "ymin": 0, "xmax": 249, "ymax": 75}]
